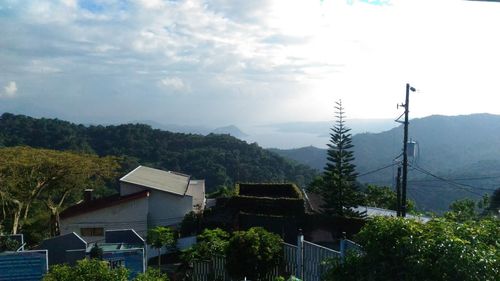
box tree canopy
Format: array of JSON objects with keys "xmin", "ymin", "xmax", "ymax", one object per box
[
  {"xmin": 363, "ymin": 185, "xmax": 415, "ymax": 212},
  {"xmin": 0, "ymin": 146, "xmax": 120, "ymax": 237}
]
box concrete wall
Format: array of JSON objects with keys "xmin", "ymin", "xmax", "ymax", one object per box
[
  {"xmin": 60, "ymin": 196, "xmax": 149, "ymax": 243},
  {"xmin": 148, "ymin": 190, "xmax": 193, "ymax": 226},
  {"xmin": 120, "ymin": 182, "xmax": 146, "ymax": 196}
]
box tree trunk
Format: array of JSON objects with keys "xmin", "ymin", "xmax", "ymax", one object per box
[
  {"xmin": 0, "ymin": 192, "xmax": 6, "ymax": 223},
  {"xmin": 11, "ymin": 203, "xmax": 22, "ymax": 234},
  {"xmin": 46, "ymin": 190, "xmax": 69, "ymax": 237},
  {"xmin": 23, "ymin": 180, "xmax": 48, "ymax": 221},
  {"xmin": 158, "ymin": 248, "xmax": 161, "ymax": 268},
  {"xmin": 49, "ymin": 208, "xmax": 61, "ymax": 237}
]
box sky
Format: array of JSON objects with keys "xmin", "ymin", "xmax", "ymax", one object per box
[{"xmin": 1, "ymin": 0, "xmax": 500, "ymax": 128}]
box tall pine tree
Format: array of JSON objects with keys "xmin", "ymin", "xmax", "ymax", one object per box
[{"xmin": 321, "ymin": 100, "xmax": 363, "ymax": 217}]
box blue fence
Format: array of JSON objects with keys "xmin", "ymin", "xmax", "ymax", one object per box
[
  {"xmin": 102, "ymin": 248, "xmax": 145, "ymax": 279},
  {"xmin": 0, "ymin": 250, "xmax": 48, "ymax": 281}
]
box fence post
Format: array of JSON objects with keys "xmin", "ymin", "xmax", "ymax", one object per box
[
  {"xmin": 296, "ymin": 229, "xmax": 304, "ymax": 280},
  {"xmin": 339, "ymin": 232, "xmax": 346, "ymax": 264}
]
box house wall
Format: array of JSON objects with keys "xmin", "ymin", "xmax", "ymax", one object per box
[
  {"xmin": 148, "ymin": 190, "xmax": 193, "ymax": 227},
  {"xmin": 60, "ymin": 196, "xmax": 149, "ymax": 243},
  {"xmin": 120, "ymin": 182, "xmax": 146, "ymax": 196}
]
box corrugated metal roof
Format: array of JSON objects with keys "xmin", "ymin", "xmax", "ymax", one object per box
[{"xmin": 120, "ymin": 166, "xmax": 190, "ymax": 196}]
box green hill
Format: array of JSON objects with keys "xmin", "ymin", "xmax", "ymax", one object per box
[
  {"xmin": 0, "ymin": 113, "xmax": 317, "ymax": 192},
  {"xmin": 271, "ymin": 114, "xmax": 500, "ymax": 212}
]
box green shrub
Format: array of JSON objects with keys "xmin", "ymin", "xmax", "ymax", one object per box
[
  {"xmin": 226, "ymin": 227, "xmax": 283, "ymax": 281},
  {"xmin": 134, "ymin": 268, "xmax": 169, "ymax": 281},
  {"xmin": 43, "ymin": 259, "xmax": 129, "ymax": 281},
  {"xmin": 325, "ymin": 217, "xmax": 500, "ymax": 281}
]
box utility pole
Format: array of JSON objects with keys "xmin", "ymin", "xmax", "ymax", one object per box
[
  {"xmin": 396, "ymin": 166, "xmax": 402, "ymax": 217},
  {"xmin": 401, "ymin": 83, "xmax": 415, "ymax": 217}
]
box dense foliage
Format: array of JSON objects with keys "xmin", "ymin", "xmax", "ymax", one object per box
[
  {"xmin": 444, "ymin": 198, "xmax": 478, "ymax": 222},
  {"xmin": 363, "ymin": 185, "xmax": 415, "ymax": 212},
  {"xmin": 181, "ymin": 227, "xmax": 283, "ymax": 281},
  {"xmin": 43, "ymin": 259, "xmax": 129, "ymax": 281},
  {"xmin": 134, "ymin": 268, "xmax": 170, "ymax": 281},
  {"xmin": 43, "ymin": 259, "xmax": 169, "ymax": 281},
  {"xmin": 181, "ymin": 228, "xmax": 229, "ymax": 262},
  {"xmin": 326, "ymin": 217, "xmax": 500, "ymax": 281},
  {"xmin": 0, "ymin": 113, "xmax": 317, "ymax": 192},
  {"xmin": 0, "ymin": 236, "xmax": 20, "ymax": 252},
  {"xmin": 226, "ymin": 227, "xmax": 283, "ymax": 281},
  {"xmin": 0, "ymin": 146, "xmax": 120, "ymax": 240},
  {"xmin": 320, "ymin": 100, "xmax": 363, "ymax": 217}
]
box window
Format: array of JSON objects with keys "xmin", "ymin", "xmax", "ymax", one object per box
[{"xmin": 80, "ymin": 227, "xmax": 104, "ymax": 236}]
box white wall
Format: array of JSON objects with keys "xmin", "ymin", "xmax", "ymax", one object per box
[
  {"xmin": 148, "ymin": 191, "xmax": 193, "ymax": 227},
  {"xmin": 60, "ymin": 196, "xmax": 149, "ymax": 243},
  {"xmin": 120, "ymin": 182, "xmax": 146, "ymax": 196}
]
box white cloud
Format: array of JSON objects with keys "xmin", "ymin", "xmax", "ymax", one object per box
[
  {"xmin": 2, "ymin": 81, "xmax": 18, "ymax": 98},
  {"xmin": 136, "ymin": 0, "xmax": 165, "ymax": 9},
  {"xmin": 160, "ymin": 77, "xmax": 190, "ymax": 92},
  {"xmin": 1, "ymin": 0, "xmax": 500, "ymax": 125}
]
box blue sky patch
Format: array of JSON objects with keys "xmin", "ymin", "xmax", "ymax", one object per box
[{"xmin": 78, "ymin": 0, "xmax": 105, "ymax": 13}]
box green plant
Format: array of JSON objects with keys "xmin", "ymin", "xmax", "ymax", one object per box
[
  {"xmin": 0, "ymin": 236, "xmax": 20, "ymax": 252},
  {"xmin": 444, "ymin": 198, "xmax": 477, "ymax": 222},
  {"xmin": 226, "ymin": 227, "xmax": 283, "ymax": 281},
  {"xmin": 147, "ymin": 226, "xmax": 176, "ymax": 268},
  {"xmin": 181, "ymin": 228, "xmax": 229, "ymax": 262},
  {"xmin": 89, "ymin": 243, "xmax": 103, "ymax": 260},
  {"xmin": 134, "ymin": 268, "xmax": 170, "ymax": 281},
  {"xmin": 43, "ymin": 259, "xmax": 129, "ymax": 281},
  {"xmin": 325, "ymin": 217, "xmax": 500, "ymax": 281}
]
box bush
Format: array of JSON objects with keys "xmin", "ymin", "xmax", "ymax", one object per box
[
  {"xmin": 181, "ymin": 228, "xmax": 229, "ymax": 262},
  {"xmin": 43, "ymin": 259, "xmax": 129, "ymax": 281},
  {"xmin": 325, "ymin": 217, "xmax": 500, "ymax": 281},
  {"xmin": 134, "ymin": 268, "xmax": 169, "ymax": 281},
  {"xmin": 226, "ymin": 227, "xmax": 283, "ymax": 281},
  {"xmin": 0, "ymin": 236, "xmax": 20, "ymax": 252}
]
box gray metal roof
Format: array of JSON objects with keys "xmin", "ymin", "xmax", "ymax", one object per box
[
  {"xmin": 120, "ymin": 166, "xmax": 190, "ymax": 196},
  {"xmin": 186, "ymin": 180, "xmax": 206, "ymax": 211}
]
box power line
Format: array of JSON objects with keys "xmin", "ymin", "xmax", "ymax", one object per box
[
  {"xmin": 358, "ymin": 162, "xmax": 398, "ymax": 177},
  {"xmin": 409, "ymin": 164, "xmax": 485, "ymax": 196},
  {"xmin": 408, "ymin": 182, "xmax": 496, "ymax": 192},
  {"xmin": 409, "ymin": 175, "xmax": 500, "ymax": 183}
]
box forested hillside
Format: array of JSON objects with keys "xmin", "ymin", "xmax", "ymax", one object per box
[
  {"xmin": 0, "ymin": 113, "xmax": 317, "ymax": 192},
  {"xmin": 271, "ymin": 114, "xmax": 500, "ymax": 212}
]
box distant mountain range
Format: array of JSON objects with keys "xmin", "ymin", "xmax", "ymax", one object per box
[
  {"xmin": 132, "ymin": 120, "xmax": 248, "ymax": 138},
  {"xmin": 132, "ymin": 119, "xmax": 396, "ymax": 149},
  {"xmin": 271, "ymin": 114, "xmax": 500, "ymax": 212}
]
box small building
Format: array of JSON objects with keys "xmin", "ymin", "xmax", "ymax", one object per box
[{"xmin": 60, "ymin": 165, "xmax": 205, "ymax": 242}]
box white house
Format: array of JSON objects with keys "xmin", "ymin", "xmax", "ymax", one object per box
[{"xmin": 60, "ymin": 165, "xmax": 205, "ymax": 243}]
